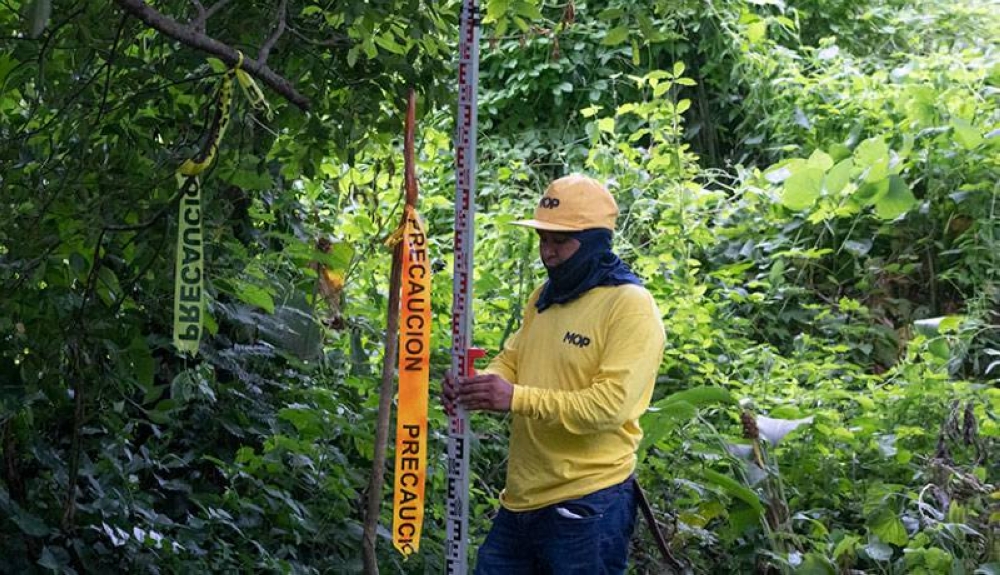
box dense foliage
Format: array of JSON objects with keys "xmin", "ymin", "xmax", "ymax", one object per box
[{"xmin": 2, "ymin": 0, "xmax": 998, "ymax": 574}]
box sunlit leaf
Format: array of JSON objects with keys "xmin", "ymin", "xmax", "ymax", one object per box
[
  {"xmin": 656, "ymin": 386, "xmax": 735, "ymax": 408},
  {"xmin": 807, "ymin": 150, "xmax": 834, "ymax": 171},
  {"xmin": 747, "ymin": 21, "xmax": 767, "ymax": 44},
  {"xmin": 824, "ymin": 158, "xmax": 854, "ymax": 195},
  {"xmin": 873, "ymin": 176, "xmax": 916, "ymax": 219},
  {"xmin": 952, "ymin": 118, "xmax": 983, "ymax": 150},
  {"xmin": 782, "ymin": 167, "xmax": 825, "ymax": 210},
  {"xmin": 603, "ymin": 26, "xmax": 630, "ymax": 46},
  {"xmin": 795, "ymin": 552, "xmax": 836, "ymax": 575},
  {"xmin": 234, "ymin": 281, "xmax": 275, "ymax": 313},
  {"xmin": 868, "ymin": 508, "xmax": 908, "ymax": 546},
  {"xmin": 854, "ymin": 137, "xmax": 890, "ymax": 183}
]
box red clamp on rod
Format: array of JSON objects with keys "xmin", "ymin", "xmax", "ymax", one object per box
[{"xmin": 465, "ymin": 347, "xmax": 486, "ymax": 377}]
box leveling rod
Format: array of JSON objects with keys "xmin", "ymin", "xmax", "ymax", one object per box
[{"xmin": 445, "ymin": 0, "xmax": 481, "ymax": 573}]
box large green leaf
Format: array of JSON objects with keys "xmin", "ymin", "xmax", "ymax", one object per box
[
  {"xmin": 795, "ymin": 553, "xmax": 836, "ymax": 575},
  {"xmin": 656, "ymin": 386, "xmax": 736, "ymax": 408},
  {"xmin": 603, "ymin": 26, "xmax": 630, "ymax": 46},
  {"xmin": 873, "ymin": 176, "xmax": 916, "ymax": 219},
  {"xmin": 854, "ymin": 137, "xmax": 890, "ymax": 183},
  {"xmin": 233, "ymin": 281, "xmax": 276, "ymax": 313},
  {"xmin": 781, "ymin": 167, "xmax": 826, "ymax": 210},
  {"xmin": 868, "ymin": 507, "xmax": 909, "ymax": 546},
  {"xmin": 701, "ymin": 469, "xmax": 765, "ymax": 515},
  {"xmin": 952, "ymin": 118, "xmax": 983, "ymax": 150},
  {"xmin": 823, "ymin": 158, "xmax": 854, "ymax": 195}
]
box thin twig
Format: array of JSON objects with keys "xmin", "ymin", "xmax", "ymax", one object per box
[
  {"xmin": 95, "ymin": 13, "xmax": 129, "ymax": 126},
  {"xmin": 190, "ymin": 0, "xmax": 230, "ymax": 32},
  {"xmin": 258, "ymin": 0, "xmax": 288, "ymax": 65},
  {"xmin": 363, "ymin": 239, "xmax": 402, "ymax": 575}
]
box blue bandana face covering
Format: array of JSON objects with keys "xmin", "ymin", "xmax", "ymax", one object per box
[{"xmin": 535, "ymin": 228, "xmax": 642, "ymax": 312}]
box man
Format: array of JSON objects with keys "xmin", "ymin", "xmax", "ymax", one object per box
[{"xmin": 444, "ymin": 174, "xmax": 666, "ymax": 574}]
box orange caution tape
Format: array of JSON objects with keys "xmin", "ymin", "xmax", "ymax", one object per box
[{"xmin": 392, "ymin": 206, "xmax": 432, "ymax": 557}]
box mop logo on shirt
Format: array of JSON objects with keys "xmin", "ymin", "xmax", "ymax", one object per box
[{"xmin": 563, "ymin": 331, "xmax": 592, "ymax": 348}]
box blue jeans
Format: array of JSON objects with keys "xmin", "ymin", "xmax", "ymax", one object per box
[{"xmin": 474, "ymin": 477, "xmax": 638, "ymax": 575}]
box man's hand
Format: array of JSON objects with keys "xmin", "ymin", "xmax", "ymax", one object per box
[{"xmin": 443, "ymin": 371, "xmax": 513, "ymax": 413}]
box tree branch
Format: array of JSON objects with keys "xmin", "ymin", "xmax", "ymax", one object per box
[
  {"xmin": 258, "ymin": 0, "xmax": 287, "ymax": 65},
  {"xmin": 190, "ymin": 0, "xmax": 230, "ymax": 33},
  {"xmin": 114, "ymin": 0, "xmax": 309, "ymax": 110},
  {"xmin": 190, "ymin": 0, "xmax": 205, "ymax": 23}
]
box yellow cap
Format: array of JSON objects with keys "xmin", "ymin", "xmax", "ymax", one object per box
[{"xmin": 512, "ymin": 174, "xmax": 618, "ymax": 232}]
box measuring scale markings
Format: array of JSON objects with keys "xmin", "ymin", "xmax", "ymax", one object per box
[{"xmin": 446, "ymin": 1, "xmax": 480, "ymax": 573}]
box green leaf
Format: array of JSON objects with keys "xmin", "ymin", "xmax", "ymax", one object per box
[
  {"xmin": 639, "ymin": 403, "xmax": 696, "ymax": 456},
  {"xmin": 824, "ymin": 158, "xmax": 854, "ymax": 195},
  {"xmin": 513, "ymin": 0, "xmax": 542, "ymax": 20},
  {"xmin": 598, "ymin": 8, "xmax": 626, "ymax": 20},
  {"xmin": 38, "ymin": 546, "xmax": 70, "ymax": 571},
  {"xmin": 206, "ymin": 57, "xmax": 227, "ymax": 73},
  {"xmin": 657, "ymin": 386, "xmax": 735, "ymax": 408},
  {"xmin": 807, "ymin": 150, "xmax": 834, "ymax": 171},
  {"xmin": 659, "ymin": 400, "xmax": 697, "ymax": 420},
  {"xmin": 873, "ymin": 176, "xmax": 916, "ymax": 219},
  {"xmin": 781, "ymin": 167, "xmax": 826, "ymax": 210},
  {"xmin": 603, "ymin": 26, "xmax": 630, "ymax": 46},
  {"xmin": 868, "ymin": 507, "xmax": 909, "ymax": 546},
  {"xmin": 636, "ymin": 13, "xmax": 655, "ymax": 38},
  {"xmin": 701, "ymin": 469, "xmax": 765, "ymax": 515},
  {"xmin": 229, "ymin": 168, "xmax": 274, "ymax": 190},
  {"xmin": 279, "ymin": 406, "xmax": 323, "ymax": 439},
  {"xmin": 127, "ymin": 335, "xmax": 155, "ymax": 389},
  {"xmin": 234, "ymin": 281, "xmax": 275, "ymax": 313},
  {"xmin": 929, "ymin": 338, "xmax": 950, "ymax": 359},
  {"xmin": 795, "ymin": 553, "xmax": 836, "ymax": 575},
  {"xmin": 832, "ymin": 534, "xmax": 861, "ymax": 560},
  {"xmin": 0, "ymin": 53, "xmax": 18, "ymax": 86},
  {"xmin": 938, "ymin": 315, "xmax": 964, "ymax": 332},
  {"xmin": 311, "ymin": 242, "xmax": 353, "ymax": 272},
  {"xmin": 747, "ymin": 21, "xmax": 767, "ymax": 44},
  {"xmin": 13, "ymin": 508, "xmax": 50, "ymax": 537},
  {"xmin": 374, "ymin": 33, "xmax": 406, "ymax": 55},
  {"xmin": 854, "ymin": 137, "xmax": 890, "ymax": 183},
  {"xmin": 952, "ymin": 118, "xmax": 983, "ymax": 150},
  {"xmin": 852, "ymin": 177, "xmax": 890, "ymax": 206}
]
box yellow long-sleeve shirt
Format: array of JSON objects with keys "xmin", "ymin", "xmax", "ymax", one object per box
[{"xmin": 483, "ymin": 283, "xmax": 665, "ymax": 511}]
